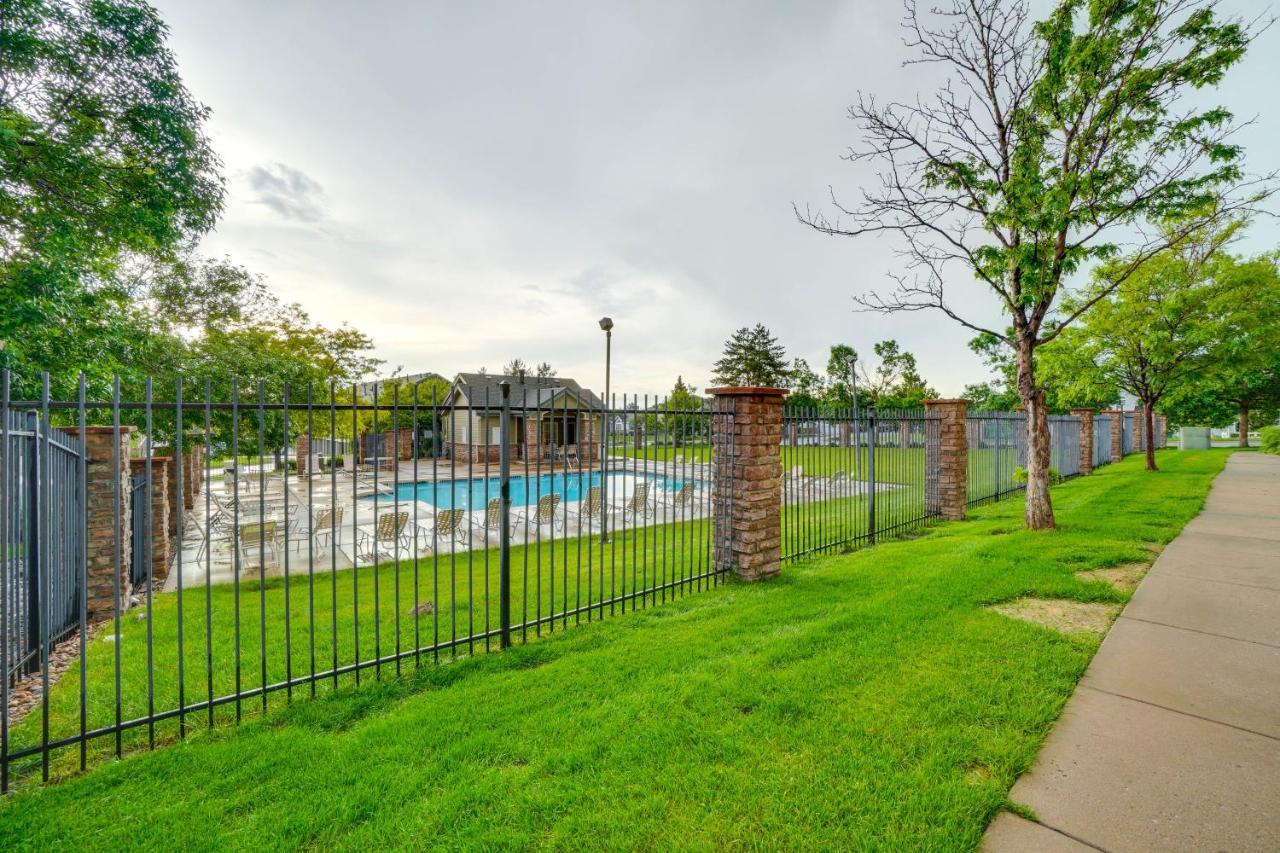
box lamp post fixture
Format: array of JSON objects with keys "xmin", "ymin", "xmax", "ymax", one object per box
[
  {"xmin": 846, "ymin": 353, "xmax": 859, "ymax": 478},
  {"xmin": 599, "ymin": 316, "xmax": 613, "ymax": 544}
]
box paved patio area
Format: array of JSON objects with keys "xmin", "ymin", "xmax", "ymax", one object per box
[{"xmin": 984, "ymin": 451, "xmax": 1280, "ymax": 852}]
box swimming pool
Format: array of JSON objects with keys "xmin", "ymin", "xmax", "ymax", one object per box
[{"xmin": 371, "ymin": 470, "xmax": 704, "ymax": 511}]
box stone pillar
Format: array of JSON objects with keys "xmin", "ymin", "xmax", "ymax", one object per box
[
  {"xmin": 61, "ymin": 426, "xmax": 134, "ymax": 618},
  {"xmin": 1071, "ymin": 409, "xmax": 1095, "ymax": 475},
  {"xmin": 924, "ymin": 399, "xmax": 969, "ymax": 521},
  {"xmin": 708, "ymin": 386, "xmax": 787, "ymax": 582},
  {"xmin": 129, "ymin": 458, "xmax": 172, "ymax": 584},
  {"xmin": 1105, "ymin": 410, "xmax": 1124, "ymax": 462},
  {"xmin": 295, "ymin": 433, "xmax": 310, "ymax": 475},
  {"xmin": 1156, "ymin": 415, "xmax": 1167, "ymax": 449},
  {"xmin": 1132, "ymin": 411, "xmax": 1146, "ymax": 452}
]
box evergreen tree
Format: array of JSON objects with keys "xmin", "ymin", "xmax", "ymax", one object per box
[{"xmin": 711, "ymin": 324, "xmax": 790, "ymax": 387}]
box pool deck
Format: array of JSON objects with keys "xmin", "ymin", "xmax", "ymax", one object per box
[{"xmin": 161, "ymin": 456, "xmax": 897, "ymax": 592}]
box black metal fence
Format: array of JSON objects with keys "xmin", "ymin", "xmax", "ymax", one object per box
[
  {"xmin": 965, "ymin": 411, "xmax": 1085, "ymax": 505},
  {"xmin": 2, "ymin": 406, "xmax": 86, "ymax": 683},
  {"xmin": 0, "ymin": 374, "xmax": 737, "ymax": 788},
  {"xmin": 781, "ymin": 407, "xmax": 941, "ymax": 560}
]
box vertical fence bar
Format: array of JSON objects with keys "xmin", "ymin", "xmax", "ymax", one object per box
[
  {"xmin": 498, "ymin": 381, "xmax": 511, "ymax": 649},
  {"xmin": 0, "ymin": 372, "xmax": 8, "ymax": 792},
  {"xmin": 867, "ymin": 410, "xmax": 877, "ymax": 544},
  {"xmin": 77, "ymin": 374, "xmax": 88, "ymax": 769},
  {"xmin": 175, "ymin": 377, "xmax": 185, "ymax": 739}
]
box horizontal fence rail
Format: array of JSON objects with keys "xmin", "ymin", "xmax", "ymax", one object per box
[
  {"xmin": 0, "ymin": 373, "xmax": 734, "ymax": 789},
  {"xmin": 781, "ymin": 407, "xmax": 940, "ymax": 561}
]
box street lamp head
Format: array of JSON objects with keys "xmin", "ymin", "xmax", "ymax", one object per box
[{"xmin": 598, "ymin": 316, "xmax": 614, "ymax": 332}]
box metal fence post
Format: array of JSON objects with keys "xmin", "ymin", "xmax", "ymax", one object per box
[
  {"xmin": 993, "ymin": 415, "xmax": 1001, "ymax": 499},
  {"xmin": 25, "ymin": 411, "xmax": 40, "ymax": 677},
  {"xmin": 498, "ymin": 380, "xmax": 512, "ymax": 649},
  {"xmin": 867, "ymin": 409, "xmax": 877, "ymax": 544}
]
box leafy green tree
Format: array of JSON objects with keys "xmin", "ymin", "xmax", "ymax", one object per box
[
  {"xmin": 1162, "ymin": 304, "xmax": 1280, "ymax": 443},
  {"xmin": 1, "ymin": 0, "xmax": 224, "ymax": 394},
  {"xmin": 711, "ymin": 324, "xmax": 790, "ymax": 387},
  {"xmin": 644, "ymin": 376, "xmax": 706, "ymax": 446},
  {"xmin": 823, "ymin": 344, "xmax": 858, "ymax": 408},
  {"xmin": 856, "ymin": 340, "xmax": 936, "ymax": 409},
  {"xmin": 962, "ymin": 382, "xmax": 1020, "ymax": 412},
  {"xmin": 1039, "ymin": 221, "xmax": 1276, "ymax": 469},
  {"xmin": 786, "ymin": 358, "xmax": 825, "ymax": 411},
  {"xmin": 801, "ymin": 0, "xmax": 1268, "ymax": 528}
]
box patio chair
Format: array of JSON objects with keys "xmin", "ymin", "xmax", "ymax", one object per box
[
  {"xmin": 514, "ymin": 493, "xmax": 563, "ymax": 531},
  {"xmin": 567, "ymin": 486, "xmax": 611, "ymax": 529},
  {"xmin": 288, "ymin": 505, "xmax": 344, "ymax": 553},
  {"xmin": 612, "ymin": 482, "xmax": 652, "ymax": 518},
  {"xmin": 658, "ymin": 482, "xmax": 697, "ymax": 514},
  {"xmin": 355, "ymin": 511, "xmax": 411, "ymax": 562},
  {"xmin": 421, "ymin": 508, "xmax": 469, "ymax": 551},
  {"xmin": 236, "ymin": 521, "xmax": 283, "ymax": 572}
]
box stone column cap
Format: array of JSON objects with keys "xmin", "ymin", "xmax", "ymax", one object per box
[
  {"xmin": 705, "ymin": 386, "xmax": 790, "ymax": 397},
  {"xmin": 58, "ymin": 425, "xmax": 136, "ymax": 435},
  {"xmin": 923, "ymin": 398, "xmax": 971, "ymax": 406},
  {"xmin": 1069, "ymin": 407, "xmax": 1096, "ymax": 415}
]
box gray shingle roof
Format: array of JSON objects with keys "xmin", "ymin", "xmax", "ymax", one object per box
[{"xmin": 451, "ymin": 373, "xmax": 604, "ymax": 409}]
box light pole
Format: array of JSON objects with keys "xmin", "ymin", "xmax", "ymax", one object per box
[
  {"xmin": 599, "ymin": 316, "xmax": 613, "ymax": 544},
  {"xmin": 846, "ymin": 354, "xmax": 859, "ymax": 479}
]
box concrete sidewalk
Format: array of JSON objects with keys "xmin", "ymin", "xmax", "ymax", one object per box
[{"xmin": 984, "ymin": 452, "xmax": 1280, "ymax": 853}]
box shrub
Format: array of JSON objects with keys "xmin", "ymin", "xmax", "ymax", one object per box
[
  {"xmin": 1260, "ymin": 425, "xmax": 1280, "ymax": 455},
  {"xmin": 1013, "ymin": 466, "xmax": 1065, "ymax": 485}
]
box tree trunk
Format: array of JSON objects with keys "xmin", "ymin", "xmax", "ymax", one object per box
[
  {"xmin": 1238, "ymin": 404, "xmax": 1249, "ymax": 447},
  {"xmin": 1016, "ymin": 336, "xmax": 1054, "ymax": 529},
  {"xmin": 1143, "ymin": 401, "xmax": 1158, "ymax": 471}
]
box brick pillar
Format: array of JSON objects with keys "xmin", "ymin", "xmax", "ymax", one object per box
[
  {"xmin": 181, "ymin": 448, "xmax": 196, "ymax": 509},
  {"xmin": 1105, "ymin": 410, "xmax": 1124, "ymax": 462},
  {"xmin": 61, "ymin": 426, "xmax": 134, "ymax": 618},
  {"xmin": 1156, "ymin": 415, "xmax": 1167, "ymax": 448},
  {"xmin": 296, "ymin": 433, "xmax": 310, "ymax": 475},
  {"xmin": 1131, "ymin": 411, "xmax": 1145, "ymax": 452},
  {"xmin": 129, "ymin": 458, "xmax": 172, "ymax": 585},
  {"xmin": 924, "ymin": 400, "xmax": 969, "ymax": 521},
  {"xmin": 1072, "ymin": 409, "xmax": 1095, "ymax": 475},
  {"xmin": 708, "ymin": 386, "xmax": 787, "ymax": 582}
]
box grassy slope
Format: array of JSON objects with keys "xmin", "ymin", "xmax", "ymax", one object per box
[{"xmin": 0, "ymin": 450, "xmax": 1230, "ymax": 850}]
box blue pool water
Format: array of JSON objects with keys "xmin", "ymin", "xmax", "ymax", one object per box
[{"xmin": 372, "ymin": 470, "xmax": 702, "ymax": 511}]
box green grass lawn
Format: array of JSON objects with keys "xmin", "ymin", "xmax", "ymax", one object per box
[
  {"xmin": 0, "ymin": 450, "xmax": 1229, "ymax": 850},
  {"xmin": 7, "ymin": 510, "xmax": 720, "ymax": 778}
]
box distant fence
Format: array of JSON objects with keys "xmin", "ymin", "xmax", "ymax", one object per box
[
  {"xmin": 965, "ymin": 411, "xmax": 1090, "ymax": 505},
  {"xmin": 781, "ymin": 407, "xmax": 941, "ymax": 560},
  {"xmin": 1093, "ymin": 414, "xmax": 1112, "ymax": 469}
]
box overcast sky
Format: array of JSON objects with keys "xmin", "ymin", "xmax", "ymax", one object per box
[{"xmin": 154, "ymin": 0, "xmax": 1279, "ymax": 398}]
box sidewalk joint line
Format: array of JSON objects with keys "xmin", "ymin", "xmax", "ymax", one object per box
[
  {"xmin": 1117, "ymin": 615, "xmax": 1280, "ymax": 649},
  {"xmin": 1080, "ymin": 684, "xmax": 1280, "ymax": 742},
  {"xmin": 1151, "ymin": 571, "xmax": 1280, "ymax": 593}
]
